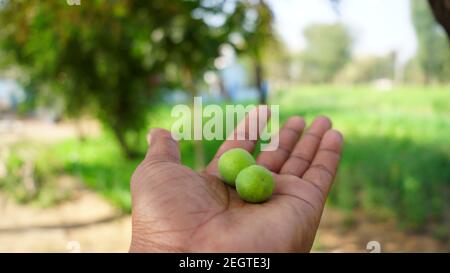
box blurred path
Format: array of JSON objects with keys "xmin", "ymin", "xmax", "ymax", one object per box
[
  {"xmin": 0, "ymin": 119, "xmax": 448, "ymax": 252},
  {"xmin": 1, "ymin": 179, "xmax": 447, "ymax": 253},
  {"xmin": 0, "ymin": 177, "xmax": 131, "ymax": 253},
  {"xmin": 0, "ymin": 177, "xmax": 447, "ymax": 252},
  {"xmin": 314, "ymin": 207, "xmax": 449, "ymax": 252},
  {"xmin": 0, "ymin": 118, "xmax": 100, "ymax": 146},
  {"xmin": 0, "ymin": 118, "xmax": 129, "ymax": 252}
]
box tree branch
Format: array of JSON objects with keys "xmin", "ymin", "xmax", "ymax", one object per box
[{"xmin": 428, "ymin": 0, "xmax": 450, "ymax": 39}]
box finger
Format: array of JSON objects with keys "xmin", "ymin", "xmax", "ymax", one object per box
[
  {"xmin": 280, "ymin": 116, "xmax": 332, "ymax": 177},
  {"xmin": 206, "ymin": 105, "xmax": 270, "ymax": 175},
  {"xmin": 145, "ymin": 128, "xmax": 181, "ymax": 164},
  {"xmin": 273, "ymin": 173, "xmax": 326, "ymax": 219},
  {"xmin": 302, "ymin": 129, "xmax": 343, "ymax": 197},
  {"xmin": 256, "ymin": 116, "xmax": 305, "ymax": 173}
]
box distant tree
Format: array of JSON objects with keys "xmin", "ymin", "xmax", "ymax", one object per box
[
  {"xmin": 237, "ymin": 0, "xmax": 278, "ymax": 104},
  {"xmin": 299, "ymin": 23, "xmax": 352, "ymax": 83},
  {"xmin": 0, "ymin": 0, "xmax": 256, "ymax": 158},
  {"xmin": 404, "ymin": 57, "xmax": 427, "ymax": 84},
  {"xmin": 334, "ymin": 53, "xmax": 395, "ymax": 84},
  {"xmin": 264, "ymin": 43, "xmax": 296, "ymax": 88},
  {"xmin": 411, "ymin": 0, "xmax": 450, "ymax": 83}
]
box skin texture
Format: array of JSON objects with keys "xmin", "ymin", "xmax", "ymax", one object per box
[
  {"xmin": 218, "ymin": 148, "xmax": 256, "ymax": 186},
  {"xmin": 235, "ymin": 165, "xmax": 274, "ymax": 203},
  {"xmin": 130, "ymin": 107, "xmax": 344, "ymax": 252}
]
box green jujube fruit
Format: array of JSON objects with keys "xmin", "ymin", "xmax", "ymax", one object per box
[
  {"xmin": 235, "ymin": 165, "xmax": 274, "ymax": 203},
  {"xmin": 218, "ymin": 148, "xmax": 256, "ymax": 186}
]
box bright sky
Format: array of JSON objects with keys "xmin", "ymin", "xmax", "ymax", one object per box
[{"xmin": 268, "ymin": 0, "xmax": 417, "ymax": 64}]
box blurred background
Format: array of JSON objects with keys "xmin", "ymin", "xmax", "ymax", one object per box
[{"xmin": 0, "ymin": 0, "xmax": 449, "ymax": 252}]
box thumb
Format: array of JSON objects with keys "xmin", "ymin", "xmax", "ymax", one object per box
[{"xmin": 145, "ymin": 128, "xmax": 181, "ymax": 164}]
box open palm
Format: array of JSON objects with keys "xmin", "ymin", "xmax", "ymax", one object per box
[{"xmin": 130, "ymin": 108, "xmax": 343, "ymax": 252}]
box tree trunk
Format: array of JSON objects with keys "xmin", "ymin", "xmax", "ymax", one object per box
[
  {"xmin": 255, "ymin": 60, "xmax": 267, "ymax": 104},
  {"xmin": 218, "ymin": 74, "xmax": 230, "ymax": 100},
  {"xmin": 429, "ymin": 0, "xmax": 450, "ymax": 39},
  {"xmin": 112, "ymin": 125, "xmax": 136, "ymax": 159},
  {"xmin": 182, "ymin": 68, "xmax": 205, "ymax": 170},
  {"xmin": 75, "ymin": 119, "xmax": 87, "ymax": 142}
]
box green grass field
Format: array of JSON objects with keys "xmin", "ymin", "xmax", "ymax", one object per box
[
  {"xmin": 3, "ymin": 85, "xmax": 449, "ymax": 234},
  {"xmin": 276, "ymin": 86, "xmax": 450, "ymax": 232}
]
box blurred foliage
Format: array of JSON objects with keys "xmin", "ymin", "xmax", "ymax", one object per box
[
  {"xmin": 19, "ymin": 86, "xmax": 448, "ymax": 234},
  {"xmin": 50, "ymin": 134, "xmax": 139, "ymax": 212},
  {"xmin": 238, "ymin": 0, "xmax": 278, "ymax": 104},
  {"xmin": 0, "ymin": 145, "xmax": 73, "ymax": 207},
  {"xmin": 299, "ymin": 23, "xmax": 352, "ymax": 83},
  {"xmin": 334, "ymin": 53, "xmax": 395, "ymax": 84},
  {"xmin": 0, "ymin": 0, "xmax": 274, "ymax": 157},
  {"xmin": 1, "ymin": 0, "xmax": 449, "ymax": 237},
  {"xmin": 411, "ymin": 0, "xmax": 450, "ymax": 83},
  {"xmin": 277, "ymin": 85, "xmax": 450, "ymax": 232}
]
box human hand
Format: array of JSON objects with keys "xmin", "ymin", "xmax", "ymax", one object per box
[{"xmin": 129, "ymin": 107, "xmax": 343, "ymax": 252}]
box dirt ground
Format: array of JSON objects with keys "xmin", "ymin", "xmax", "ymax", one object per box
[
  {"xmin": 316, "ymin": 208, "xmax": 449, "ymax": 252},
  {"xmin": 0, "ymin": 118, "xmax": 448, "ymax": 252},
  {"xmin": 0, "ymin": 183, "xmax": 447, "ymax": 252},
  {"xmin": 0, "ymin": 182, "xmax": 131, "ymax": 253}
]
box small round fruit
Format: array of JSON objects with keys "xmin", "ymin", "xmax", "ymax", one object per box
[
  {"xmin": 235, "ymin": 165, "xmax": 275, "ymax": 203},
  {"xmin": 218, "ymin": 148, "xmax": 256, "ymax": 186}
]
